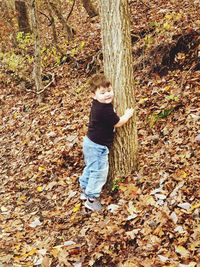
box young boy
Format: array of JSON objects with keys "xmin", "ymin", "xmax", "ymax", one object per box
[{"xmin": 79, "ymin": 74, "xmax": 134, "ymax": 211}]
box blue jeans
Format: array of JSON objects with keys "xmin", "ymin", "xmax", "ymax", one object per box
[{"xmin": 79, "ymin": 136, "xmax": 109, "ymax": 198}]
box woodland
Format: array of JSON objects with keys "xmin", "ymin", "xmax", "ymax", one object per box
[{"xmin": 0, "ymin": 0, "xmax": 200, "ymax": 267}]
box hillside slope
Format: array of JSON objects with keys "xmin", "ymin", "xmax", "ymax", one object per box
[{"xmin": 0, "ymin": 1, "xmax": 199, "ymax": 266}]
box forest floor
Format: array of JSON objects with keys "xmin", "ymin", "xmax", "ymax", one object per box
[{"xmin": 0, "ymin": 1, "xmax": 200, "ymax": 266}]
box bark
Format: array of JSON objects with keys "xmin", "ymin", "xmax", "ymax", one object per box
[
  {"xmin": 15, "ymin": 1, "xmax": 31, "ymax": 33},
  {"xmin": 82, "ymin": 0, "xmax": 98, "ymax": 18},
  {"xmin": 99, "ymin": 0, "xmax": 138, "ymax": 179},
  {"xmin": 30, "ymin": 0, "xmax": 43, "ymax": 94}
]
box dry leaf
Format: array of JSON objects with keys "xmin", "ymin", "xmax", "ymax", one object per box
[
  {"xmin": 42, "ymin": 256, "xmax": 52, "ymax": 267},
  {"xmin": 175, "ymin": 245, "xmax": 190, "ymax": 257},
  {"xmin": 38, "ymin": 166, "xmax": 46, "ymax": 171},
  {"xmin": 73, "ymin": 203, "xmax": 81, "ymax": 212},
  {"xmin": 170, "ymin": 211, "xmax": 178, "ymax": 224},
  {"xmin": 29, "ymin": 218, "xmax": 43, "ymax": 228},
  {"xmin": 107, "ymin": 204, "xmax": 120, "ymax": 213},
  {"xmin": 158, "ymin": 254, "xmax": 169, "ymax": 262},
  {"xmin": 37, "ymin": 186, "xmax": 43, "ymax": 192},
  {"xmin": 178, "ymin": 202, "xmax": 191, "ymax": 210}
]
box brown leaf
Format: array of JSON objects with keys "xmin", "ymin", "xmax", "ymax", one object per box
[{"xmin": 42, "ymin": 256, "xmax": 52, "ymax": 267}]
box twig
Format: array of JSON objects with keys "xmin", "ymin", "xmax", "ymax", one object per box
[
  {"xmin": 66, "ymin": 0, "xmax": 76, "ymax": 22},
  {"xmin": 39, "ymin": 11, "xmax": 53, "ymax": 26}
]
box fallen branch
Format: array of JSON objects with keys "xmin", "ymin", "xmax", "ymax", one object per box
[{"xmin": 25, "ymin": 72, "xmax": 55, "ymax": 94}]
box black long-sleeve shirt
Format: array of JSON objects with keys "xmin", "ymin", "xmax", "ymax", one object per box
[{"xmin": 87, "ymin": 99, "xmax": 120, "ymax": 148}]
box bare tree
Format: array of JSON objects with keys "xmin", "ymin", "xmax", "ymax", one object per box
[
  {"xmin": 15, "ymin": 1, "xmax": 31, "ymax": 33},
  {"xmin": 82, "ymin": 0, "xmax": 98, "ymax": 18},
  {"xmin": 45, "ymin": 0, "xmax": 58, "ymax": 44},
  {"xmin": 48, "ymin": 1, "xmax": 74, "ymax": 40},
  {"xmin": 99, "ymin": 0, "xmax": 138, "ymax": 179},
  {"xmin": 30, "ymin": 0, "xmax": 43, "ymax": 94}
]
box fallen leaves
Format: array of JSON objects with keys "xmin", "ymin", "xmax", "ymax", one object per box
[
  {"xmin": 119, "ymin": 183, "xmax": 140, "ymax": 198},
  {"xmin": 0, "ymin": 1, "xmax": 200, "ymax": 266}
]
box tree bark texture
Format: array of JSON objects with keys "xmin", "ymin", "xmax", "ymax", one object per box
[
  {"xmin": 15, "ymin": 1, "xmax": 30, "ymax": 33},
  {"xmin": 82, "ymin": 0, "xmax": 98, "ymax": 18},
  {"xmin": 99, "ymin": 0, "xmax": 138, "ymax": 179},
  {"xmin": 30, "ymin": 0, "xmax": 43, "ymax": 94}
]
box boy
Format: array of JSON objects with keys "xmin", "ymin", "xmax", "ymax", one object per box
[{"xmin": 79, "ymin": 74, "xmax": 134, "ymax": 211}]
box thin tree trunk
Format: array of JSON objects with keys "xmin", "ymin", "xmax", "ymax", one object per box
[
  {"xmin": 82, "ymin": 0, "xmax": 98, "ymax": 18},
  {"xmin": 15, "ymin": 0, "xmax": 31, "ymax": 33},
  {"xmin": 99, "ymin": 0, "xmax": 138, "ymax": 179},
  {"xmin": 30, "ymin": 0, "xmax": 43, "ymax": 94}
]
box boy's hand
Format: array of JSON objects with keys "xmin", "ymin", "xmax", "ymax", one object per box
[
  {"xmin": 124, "ymin": 108, "xmax": 134, "ymax": 119},
  {"xmin": 115, "ymin": 108, "xmax": 134, "ymax": 128}
]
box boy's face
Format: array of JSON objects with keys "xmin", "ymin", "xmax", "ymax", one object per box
[{"xmin": 94, "ymin": 86, "xmax": 114, "ymax": 104}]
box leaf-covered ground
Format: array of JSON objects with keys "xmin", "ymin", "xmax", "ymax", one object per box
[{"xmin": 0, "ymin": 1, "xmax": 200, "ymax": 266}]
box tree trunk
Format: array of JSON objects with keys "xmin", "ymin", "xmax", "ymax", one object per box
[
  {"xmin": 99, "ymin": 0, "xmax": 138, "ymax": 179},
  {"xmin": 82, "ymin": 0, "xmax": 98, "ymax": 18},
  {"xmin": 30, "ymin": 0, "xmax": 43, "ymax": 94},
  {"xmin": 15, "ymin": 0, "xmax": 30, "ymax": 33}
]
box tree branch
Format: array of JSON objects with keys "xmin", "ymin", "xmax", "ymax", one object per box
[
  {"xmin": 39, "ymin": 11, "xmax": 53, "ymax": 26},
  {"xmin": 66, "ymin": 0, "xmax": 76, "ymax": 22}
]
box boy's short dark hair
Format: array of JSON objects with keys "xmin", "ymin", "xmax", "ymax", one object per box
[{"xmin": 89, "ymin": 74, "xmax": 111, "ymax": 93}]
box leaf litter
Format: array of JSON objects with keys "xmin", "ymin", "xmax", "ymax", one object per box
[{"xmin": 0, "ymin": 0, "xmax": 200, "ymax": 266}]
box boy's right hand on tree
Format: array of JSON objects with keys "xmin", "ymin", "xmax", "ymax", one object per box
[
  {"xmin": 115, "ymin": 108, "xmax": 134, "ymax": 127},
  {"xmin": 124, "ymin": 108, "xmax": 134, "ymax": 119}
]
